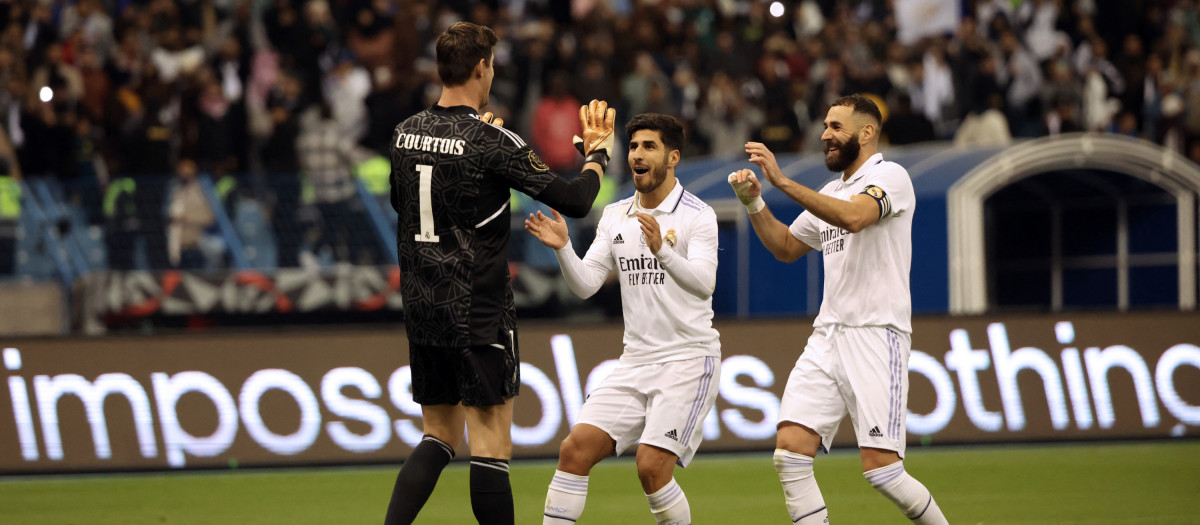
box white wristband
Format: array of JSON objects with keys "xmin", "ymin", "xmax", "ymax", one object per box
[{"xmin": 743, "ymin": 196, "xmax": 765, "ymax": 214}]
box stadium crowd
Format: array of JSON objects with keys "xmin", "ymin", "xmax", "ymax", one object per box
[{"xmin": 0, "ymin": 0, "xmax": 1193, "ymax": 271}]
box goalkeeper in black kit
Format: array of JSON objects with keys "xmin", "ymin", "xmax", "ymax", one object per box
[{"xmin": 384, "ymin": 21, "xmax": 616, "ymax": 525}]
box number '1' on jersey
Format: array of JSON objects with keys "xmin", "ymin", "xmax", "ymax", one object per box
[{"xmin": 390, "ymin": 105, "xmax": 556, "ymax": 348}]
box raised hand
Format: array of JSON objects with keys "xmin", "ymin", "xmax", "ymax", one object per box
[
  {"xmin": 572, "ymin": 100, "xmax": 617, "ymax": 168},
  {"xmin": 745, "ymin": 142, "xmax": 784, "ymax": 186},
  {"xmin": 727, "ymin": 168, "xmax": 762, "ymax": 204},
  {"xmin": 480, "ymin": 111, "xmax": 505, "ymax": 127},
  {"xmin": 524, "ymin": 209, "xmax": 570, "ymax": 249}
]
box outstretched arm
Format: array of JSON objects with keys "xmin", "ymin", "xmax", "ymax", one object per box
[
  {"xmin": 525, "ymin": 209, "xmax": 612, "ymax": 298},
  {"xmin": 728, "ymin": 168, "xmax": 813, "ymax": 263},
  {"xmin": 531, "ymin": 100, "xmax": 617, "ymax": 217},
  {"xmin": 745, "ymin": 142, "xmax": 881, "ymax": 233}
]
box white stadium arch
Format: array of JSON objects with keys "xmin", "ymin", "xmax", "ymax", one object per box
[{"xmin": 948, "ymin": 133, "xmax": 1200, "ymax": 313}]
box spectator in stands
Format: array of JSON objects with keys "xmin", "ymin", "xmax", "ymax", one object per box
[
  {"xmin": 1040, "ymin": 60, "xmax": 1083, "ymax": 129},
  {"xmin": 361, "ymin": 68, "xmax": 408, "ymax": 156},
  {"xmin": 192, "ymin": 69, "xmax": 237, "ymax": 174},
  {"xmin": 167, "ymin": 158, "xmax": 215, "ymax": 270},
  {"xmin": 102, "ymin": 174, "xmax": 139, "ymax": 270},
  {"xmin": 261, "ymin": 69, "xmax": 305, "ymax": 267},
  {"xmin": 572, "ymin": 58, "xmax": 617, "ymax": 118},
  {"xmin": 0, "ymin": 127, "xmax": 23, "ymax": 276},
  {"xmin": 998, "ymin": 29, "xmax": 1044, "ymax": 137},
  {"xmin": 0, "ymin": 0, "xmax": 1193, "ymax": 278},
  {"xmin": 21, "ymin": 2, "xmax": 58, "ymax": 64},
  {"xmin": 208, "ymin": 35, "xmax": 250, "ymax": 172},
  {"xmin": 296, "ymin": 102, "xmax": 382, "ymax": 265},
  {"xmin": 17, "ymin": 95, "xmax": 75, "ymax": 180},
  {"xmin": 755, "ymin": 52, "xmax": 804, "ymax": 153},
  {"xmin": 885, "ymin": 94, "xmax": 936, "ymax": 145},
  {"xmin": 697, "ymin": 71, "xmax": 765, "ymax": 158},
  {"xmin": 325, "ymin": 51, "xmax": 371, "ymax": 142},
  {"xmin": 532, "ymin": 70, "xmax": 582, "ymax": 173},
  {"xmin": 31, "ymin": 43, "xmax": 83, "ymax": 107},
  {"xmin": 79, "ymin": 47, "xmax": 111, "ymax": 123},
  {"xmin": 621, "ymin": 52, "xmax": 670, "ymax": 118},
  {"xmin": 61, "ymin": 0, "xmax": 116, "ymax": 62}
]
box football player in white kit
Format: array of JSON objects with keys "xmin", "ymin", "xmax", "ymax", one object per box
[
  {"xmin": 728, "ymin": 95, "xmax": 949, "ymax": 524},
  {"xmin": 526, "ymin": 113, "xmax": 720, "ymax": 525}
]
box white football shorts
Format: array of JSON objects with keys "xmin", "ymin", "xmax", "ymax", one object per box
[
  {"xmin": 576, "ymin": 355, "xmax": 720, "ymax": 467},
  {"xmin": 778, "ymin": 325, "xmax": 911, "ymax": 457}
]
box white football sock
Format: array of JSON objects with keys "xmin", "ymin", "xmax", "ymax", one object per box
[
  {"xmin": 645, "ymin": 477, "xmax": 691, "ymax": 525},
  {"xmin": 864, "ymin": 461, "xmax": 948, "ymax": 524},
  {"xmin": 774, "ymin": 449, "xmax": 829, "ymax": 523},
  {"xmin": 543, "ymin": 470, "xmax": 588, "ymax": 524}
]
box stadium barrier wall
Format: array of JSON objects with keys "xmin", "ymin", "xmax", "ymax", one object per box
[
  {"xmin": 71, "ymin": 266, "xmax": 581, "ymax": 334},
  {"xmin": 1, "ymin": 312, "xmax": 1198, "ymax": 474}
]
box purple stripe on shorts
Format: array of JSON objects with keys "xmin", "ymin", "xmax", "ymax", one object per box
[
  {"xmin": 893, "ymin": 330, "xmax": 904, "ymax": 440},
  {"xmin": 680, "ymin": 357, "xmax": 716, "ymax": 447},
  {"xmin": 889, "ymin": 329, "xmax": 901, "ymax": 440},
  {"xmin": 887, "ymin": 329, "xmax": 895, "ymax": 440},
  {"xmin": 883, "ymin": 329, "xmax": 896, "ymax": 441}
]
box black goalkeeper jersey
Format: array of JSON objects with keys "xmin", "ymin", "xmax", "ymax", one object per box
[{"xmin": 391, "ymin": 104, "xmax": 599, "ymax": 348}]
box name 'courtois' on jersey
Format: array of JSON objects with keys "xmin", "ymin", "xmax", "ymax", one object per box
[{"xmin": 390, "ymin": 105, "xmax": 597, "ymax": 348}]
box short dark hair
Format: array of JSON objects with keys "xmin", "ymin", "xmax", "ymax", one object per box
[
  {"xmin": 625, "ymin": 113, "xmax": 685, "ymax": 154},
  {"xmin": 831, "ymin": 94, "xmax": 882, "ymax": 126},
  {"xmin": 435, "ymin": 22, "xmax": 498, "ymax": 86}
]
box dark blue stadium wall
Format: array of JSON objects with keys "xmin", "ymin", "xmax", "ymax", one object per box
[{"xmin": 910, "ymin": 194, "xmax": 949, "ymax": 313}]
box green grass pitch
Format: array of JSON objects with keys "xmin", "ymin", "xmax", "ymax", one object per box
[{"xmin": 2, "ymin": 441, "xmax": 1197, "ymax": 524}]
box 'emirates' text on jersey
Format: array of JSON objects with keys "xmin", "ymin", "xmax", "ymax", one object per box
[
  {"xmin": 582, "ymin": 182, "xmax": 720, "ymax": 365},
  {"xmin": 789, "ymin": 153, "xmax": 915, "ymax": 333},
  {"xmin": 391, "ymin": 105, "xmax": 556, "ymax": 347}
]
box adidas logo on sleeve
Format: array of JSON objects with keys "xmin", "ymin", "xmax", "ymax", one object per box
[{"xmin": 613, "ymin": 233, "xmax": 624, "ymax": 244}]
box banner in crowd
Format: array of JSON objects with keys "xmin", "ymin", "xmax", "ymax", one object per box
[
  {"xmin": 1, "ymin": 312, "xmax": 1197, "ymax": 473},
  {"xmin": 895, "ymin": 0, "xmax": 960, "ymax": 45}
]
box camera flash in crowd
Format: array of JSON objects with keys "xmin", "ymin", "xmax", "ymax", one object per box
[
  {"xmin": 769, "ymin": 1, "xmax": 785, "ymax": 18},
  {"xmin": 38, "ymin": 86, "xmax": 52, "ymax": 103}
]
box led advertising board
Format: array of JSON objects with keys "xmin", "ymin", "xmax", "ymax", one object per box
[{"xmin": 2, "ymin": 312, "xmax": 1197, "ymax": 473}]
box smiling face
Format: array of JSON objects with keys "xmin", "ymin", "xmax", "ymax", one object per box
[
  {"xmin": 628, "ymin": 129, "xmax": 675, "ymax": 195},
  {"xmin": 820, "ymin": 105, "xmax": 864, "ymax": 173}
]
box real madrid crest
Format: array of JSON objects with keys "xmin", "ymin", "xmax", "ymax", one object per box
[
  {"xmin": 528, "ymin": 151, "xmax": 550, "ymax": 171},
  {"xmin": 664, "ymin": 229, "xmax": 677, "ymax": 248}
]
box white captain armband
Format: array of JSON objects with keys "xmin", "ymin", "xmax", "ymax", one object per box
[{"xmin": 860, "ymin": 185, "xmax": 892, "ymax": 218}]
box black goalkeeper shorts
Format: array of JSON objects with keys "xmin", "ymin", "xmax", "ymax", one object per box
[{"xmin": 409, "ymin": 339, "xmax": 520, "ymax": 407}]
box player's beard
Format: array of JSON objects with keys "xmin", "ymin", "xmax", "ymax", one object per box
[
  {"xmin": 824, "ymin": 132, "xmax": 862, "ymax": 172},
  {"xmin": 634, "ymin": 162, "xmax": 669, "ymax": 194}
]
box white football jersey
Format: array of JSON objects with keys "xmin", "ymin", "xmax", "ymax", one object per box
[
  {"xmin": 573, "ymin": 180, "xmax": 721, "ymax": 365},
  {"xmin": 788, "ymin": 153, "xmax": 914, "ymax": 333}
]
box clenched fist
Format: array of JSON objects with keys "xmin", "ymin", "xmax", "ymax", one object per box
[{"xmin": 728, "ymin": 168, "xmax": 765, "ymax": 214}]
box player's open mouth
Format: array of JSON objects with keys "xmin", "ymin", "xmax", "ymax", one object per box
[{"xmin": 632, "ymin": 166, "xmax": 650, "ymax": 175}]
